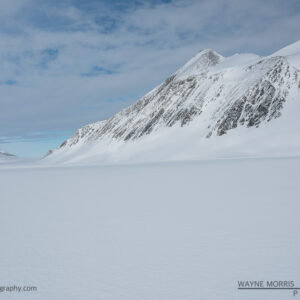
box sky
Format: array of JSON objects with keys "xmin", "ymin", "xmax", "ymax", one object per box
[{"xmin": 0, "ymin": 0, "xmax": 300, "ymax": 157}]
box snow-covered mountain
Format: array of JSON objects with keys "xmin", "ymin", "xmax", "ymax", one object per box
[
  {"xmin": 46, "ymin": 41, "xmax": 300, "ymax": 164},
  {"xmin": 0, "ymin": 150, "xmax": 17, "ymax": 162},
  {"xmin": 0, "ymin": 150, "xmax": 15, "ymax": 156}
]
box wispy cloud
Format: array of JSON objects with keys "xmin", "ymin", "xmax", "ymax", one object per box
[
  {"xmin": 38, "ymin": 48, "xmax": 59, "ymax": 68},
  {"xmin": 0, "ymin": 79, "xmax": 17, "ymax": 85},
  {"xmin": 0, "ymin": 130, "xmax": 74, "ymax": 157},
  {"xmin": 81, "ymin": 65, "xmax": 119, "ymax": 77},
  {"xmin": 0, "ymin": 130, "xmax": 73, "ymax": 144}
]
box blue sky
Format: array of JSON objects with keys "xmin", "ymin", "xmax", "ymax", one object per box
[{"xmin": 0, "ymin": 0, "xmax": 300, "ymax": 157}]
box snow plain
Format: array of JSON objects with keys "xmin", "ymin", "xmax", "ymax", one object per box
[{"xmin": 1, "ymin": 157, "xmax": 300, "ymax": 300}]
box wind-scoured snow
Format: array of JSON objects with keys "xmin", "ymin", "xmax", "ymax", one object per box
[
  {"xmin": 1, "ymin": 157, "xmax": 300, "ymax": 300},
  {"xmin": 45, "ymin": 41, "xmax": 300, "ymax": 165}
]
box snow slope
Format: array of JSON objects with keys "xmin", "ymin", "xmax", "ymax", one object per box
[
  {"xmin": 1, "ymin": 157, "xmax": 300, "ymax": 300},
  {"xmin": 45, "ymin": 41, "xmax": 300, "ymax": 164},
  {"xmin": 271, "ymin": 40, "xmax": 300, "ymax": 69}
]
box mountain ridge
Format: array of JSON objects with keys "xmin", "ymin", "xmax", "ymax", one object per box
[{"xmin": 45, "ymin": 41, "xmax": 300, "ymax": 164}]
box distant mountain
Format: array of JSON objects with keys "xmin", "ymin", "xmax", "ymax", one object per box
[
  {"xmin": 0, "ymin": 150, "xmax": 16, "ymax": 157},
  {"xmin": 46, "ymin": 41, "xmax": 300, "ymax": 164},
  {"xmin": 0, "ymin": 150, "xmax": 17, "ymax": 162}
]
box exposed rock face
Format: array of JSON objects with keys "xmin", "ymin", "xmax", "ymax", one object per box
[
  {"xmin": 212, "ymin": 57, "xmax": 297, "ymax": 136},
  {"xmin": 50, "ymin": 47, "xmax": 299, "ymax": 155}
]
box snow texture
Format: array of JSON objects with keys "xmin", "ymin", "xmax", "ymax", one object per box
[{"xmin": 1, "ymin": 158, "xmax": 300, "ymax": 300}]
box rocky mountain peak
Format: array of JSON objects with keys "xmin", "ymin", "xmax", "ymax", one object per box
[{"xmin": 174, "ymin": 49, "xmax": 223, "ymax": 80}]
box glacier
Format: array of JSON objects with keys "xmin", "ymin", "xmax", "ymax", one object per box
[{"xmin": 1, "ymin": 157, "xmax": 300, "ymax": 300}]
